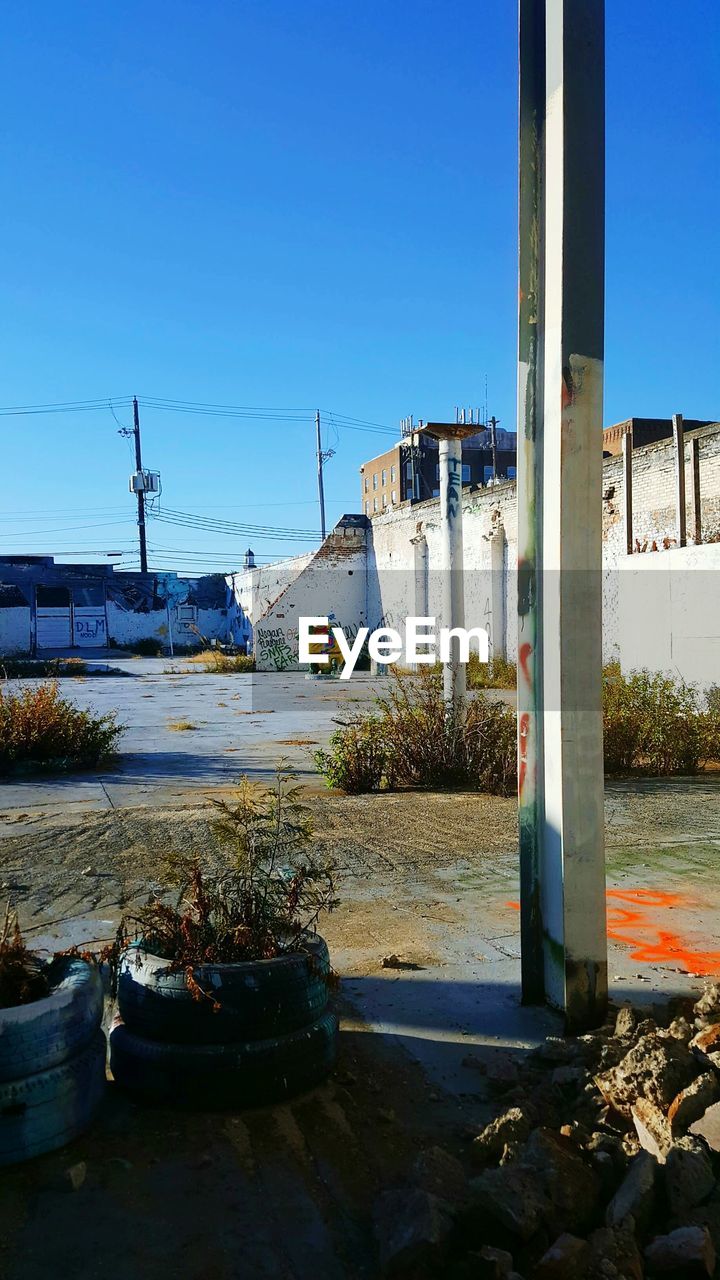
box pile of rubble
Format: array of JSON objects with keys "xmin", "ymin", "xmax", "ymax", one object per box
[{"xmin": 374, "ymin": 985, "xmax": 720, "ymax": 1278}]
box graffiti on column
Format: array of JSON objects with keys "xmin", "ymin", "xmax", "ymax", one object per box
[{"xmin": 447, "ymin": 458, "xmax": 462, "ymax": 520}]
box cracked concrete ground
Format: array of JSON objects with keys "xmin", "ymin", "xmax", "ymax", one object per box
[{"xmin": 1, "ymin": 668, "xmax": 719, "ymax": 1276}]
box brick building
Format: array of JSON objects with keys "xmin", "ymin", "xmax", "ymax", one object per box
[
  {"xmin": 603, "ymin": 416, "xmax": 714, "ymax": 456},
  {"xmin": 359, "ymin": 428, "xmax": 517, "ymax": 516}
]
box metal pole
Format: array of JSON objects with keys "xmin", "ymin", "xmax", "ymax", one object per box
[
  {"xmin": 673, "ymin": 413, "xmax": 687, "ymax": 548},
  {"xmin": 316, "ymin": 410, "xmax": 326, "ymax": 541},
  {"xmin": 438, "ymin": 434, "xmax": 466, "ymax": 717},
  {"xmin": 133, "ymin": 396, "xmax": 148, "ymax": 574},
  {"xmin": 518, "ymin": 0, "xmax": 608, "ymax": 1030}
]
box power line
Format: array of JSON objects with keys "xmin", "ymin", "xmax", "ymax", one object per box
[
  {"xmin": 0, "ymin": 394, "xmax": 399, "ymax": 437},
  {"xmin": 148, "ymin": 506, "xmax": 321, "ymax": 541}
]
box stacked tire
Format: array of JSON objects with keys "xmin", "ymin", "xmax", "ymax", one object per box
[
  {"xmin": 0, "ymin": 957, "xmax": 106, "ymax": 1166},
  {"xmin": 110, "ymin": 936, "xmax": 338, "ymax": 1107}
]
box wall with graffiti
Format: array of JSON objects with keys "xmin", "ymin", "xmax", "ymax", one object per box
[
  {"xmin": 250, "ymin": 523, "xmax": 368, "ymax": 672},
  {"xmin": 225, "ymin": 552, "xmax": 314, "ymax": 653},
  {"xmin": 0, "ymin": 558, "xmax": 228, "ymax": 655}
]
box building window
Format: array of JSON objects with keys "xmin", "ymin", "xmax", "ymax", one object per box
[
  {"xmin": 382, "ymin": 493, "xmax": 388, "ymax": 507},
  {"xmin": 178, "ymin": 605, "xmax": 198, "ymax": 622},
  {"xmin": 405, "ymin": 462, "xmax": 413, "ymax": 481},
  {"xmin": 391, "ymin": 489, "xmax": 397, "ymax": 504},
  {"xmin": 381, "ymin": 468, "xmax": 387, "ymax": 486},
  {"xmin": 507, "ymin": 466, "xmax": 517, "ymax": 479},
  {"xmin": 373, "ymin": 473, "xmax": 378, "ymax": 490},
  {"xmin": 390, "ymin": 464, "xmax": 396, "ymax": 482},
  {"xmin": 373, "ymin": 497, "xmax": 378, "ymax": 512},
  {"xmin": 365, "ymin": 500, "xmax": 369, "ymax": 514},
  {"xmin": 462, "ymin": 463, "xmax": 471, "ymax": 482},
  {"xmin": 432, "ymin": 488, "xmax": 440, "ymax": 498},
  {"xmin": 435, "ymin": 463, "xmax": 440, "ymax": 481},
  {"xmin": 364, "ymin": 476, "xmax": 368, "ymax": 492},
  {"xmin": 483, "ymin": 465, "xmax": 494, "ymax": 483}
]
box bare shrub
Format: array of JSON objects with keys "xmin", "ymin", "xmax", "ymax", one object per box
[
  {"xmin": 0, "ymin": 681, "xmax": 123, "ymax": 774},
  {"xmin": 314, "ymin": 720, "xmax": 386, "ymax": 793},
  {"xmin": 118, "ymin": 771, "xmax": 338, "ymax": 975},
  {"xmin": 603, "ymin": 666, "xmax": 720, "ymax": 775},
  {"xmin": 0, "ymin": 905, "xmax": 49, "ymax": 1008},
  {"xmin": 187, "ymin": 650, "xmax": 255, "ymax": 673},
  {"xmin": 316, "ymin": 670, "xmax": 517, "ymax": 796}
]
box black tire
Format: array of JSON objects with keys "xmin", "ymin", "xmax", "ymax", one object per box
[
  {"xmin": 0, "ymin": 957, "xmax": 104, "ymax": 1083},
  {"xmin": 117, "ymin": 935, "xmax": 330, "ymax": 1044},
  {"xmin": 0, "ymin": 1031, "xmax": 107, "ymax": 1166},
  {"xmin": 109, "ymin": 1009, "xmax": 338, "ymax": 1107}
]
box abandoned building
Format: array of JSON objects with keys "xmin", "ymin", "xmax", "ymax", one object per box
[{"xmin": 0, "ymin": 556, "xmax": 228, "ymax": 654}]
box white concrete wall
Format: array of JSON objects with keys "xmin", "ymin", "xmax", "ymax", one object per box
[
  {"xmin": 616, "ymin": 542, "xmax": 720, "ymax": 687},
  {"xmin": 226, "ymin": 553, "xmax": 314, "ymax": 651},
  {"xmin": 252, "ymin": 526, "xmax": 367, "ymax": 671},
  {"xmin": 246, "ymin": 426, "xmax": 720, "ymax": 686},
  {"xmin": 0, "ymin": 608, "xmax": 32, "ymax": 655}
]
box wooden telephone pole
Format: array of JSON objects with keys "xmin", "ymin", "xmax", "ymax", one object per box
[{"xmin": 132, "ymin": 397, "xmax": 148, "ymax": 573}]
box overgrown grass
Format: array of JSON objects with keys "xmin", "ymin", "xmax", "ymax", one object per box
[
  {"xmin": 167, "ymin": 719, "xmax": 197, "ymax": 732},
  {"xmin": 315, "ymin": 669, "xmax": 518, "ymax": 796},
  {"xmin": 1, "ymin": 656, "xmax": 90, "ymax": 679},
  {"xmin": 315, "ymin": 665, "xmax": 720, "ymax": 796},
  {"xmin": 466, "ymin": 653, "xmax": 517, "ymax": 690},
  {"xmin": 187, "ymin": 649, "xmax": 255, "ymax": 673},
  {"xmin": 429, "ymin": 653, "xmax": 517, "ymax": 689},
  {"xmin": 0, "ymin": 681, "xmax": 123, "ymax": 774},
  {"xmin": 603, "ymin": 665, "xmax": 720, "ymax": 775}
]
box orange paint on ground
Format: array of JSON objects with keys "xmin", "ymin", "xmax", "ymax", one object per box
[{"xmin": 504, "ymin": 888, "xmax": 720, "ymax": 977}]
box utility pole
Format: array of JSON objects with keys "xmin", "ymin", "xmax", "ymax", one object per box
[
  {"xmin": 133, "ymin": 397, "xmax": 148, "ymax": 573},
  {"xmin": 315, "ymin": 411, "xmax": 335, "ymax": 542}
]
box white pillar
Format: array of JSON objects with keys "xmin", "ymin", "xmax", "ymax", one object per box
[
  {"xmin": 439, "ymin": 435, "xmax": 466, "ymax": 715},
  {"xmin": 518, "ymin": 0, "xmax": 608, "ymax": 1031},
  {"xmin": 489, "ymin": 521, "xmax": 506, "ymax": 660}
]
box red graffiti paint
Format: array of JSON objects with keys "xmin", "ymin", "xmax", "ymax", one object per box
[
  {"xmin": 519, "ymin": 642, "xmax": 532, "ymax": 686},
  {"xmin": 504, "ymin": 888, "xmax": 720, "ymax": 977},
  {"xmin": 518, "ymin": 712, "xmax": 530, "ymax": 800}
]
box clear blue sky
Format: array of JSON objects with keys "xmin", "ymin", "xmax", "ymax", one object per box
[{"xmin": 1, "ymin": 1, "xmax": 718, "ymax": 569}]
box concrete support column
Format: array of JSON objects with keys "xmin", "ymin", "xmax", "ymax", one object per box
[
  {"xmin": 439, "ymin": 435, "xmax": 466, "ymax": 714},
  {"xmin": 518, "ymin": 0, "xmax": 608, "ymax": 1031},
  {"xmin": 489, "ymin": 521, "xmax": 507, "ymax": 661},
  {"xmin": 419, "ymin": 422, "xmax": 477, "ymax": 719}
]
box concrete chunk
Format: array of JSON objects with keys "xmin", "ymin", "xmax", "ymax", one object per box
[
  {"xmin": 373, "ymin": 1188, "xmax": 454, "ymax": 1273},
  {"xmin": 644, "ymin": 1225, "xmax": 715, "ymax": 1275},
  {"xmin": 668, "ymin": 1073, "xmax": 720, "ymax": 1135},
  {"xmin": 595, "ymin": 1032, "xmax": 698, "ymax": 1118},
  {"xmin": 689, "ymin": 1100, "xmax": 720, "ymax": 1152},
  {"xmin": 534, "ymin": 1232, "xmax": 590, "ymax": 1279},
  {"xmin": 605, "ymin": 1150, "xmax": 657, "ymax": 1230},
  {"xmin": 631, "ymin": 1097, "xmax": 673, "ymax": 1162},
  {"xmin": 665, "ymin": 1136, "xmax": 715, "ymax": 1216}
]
